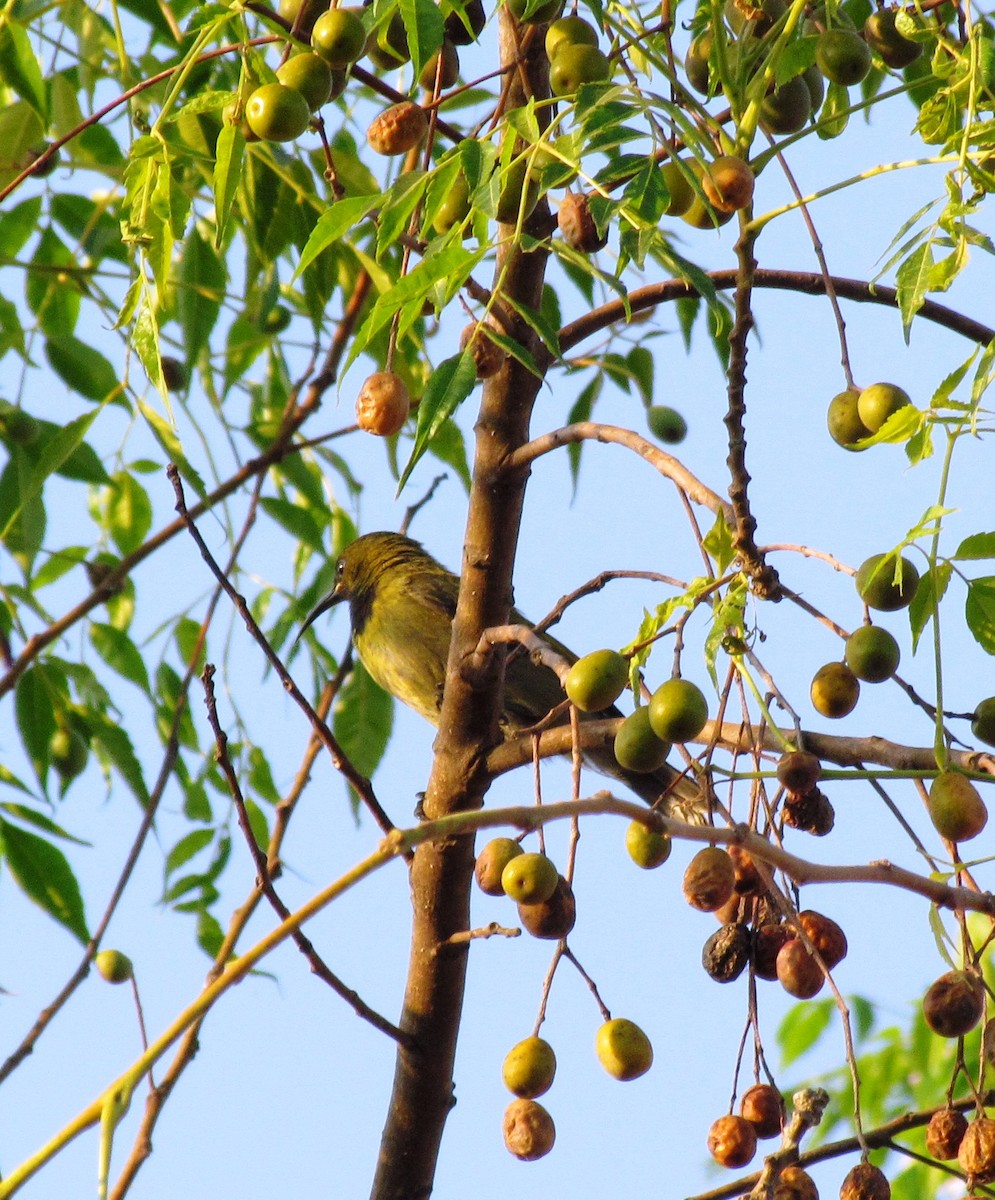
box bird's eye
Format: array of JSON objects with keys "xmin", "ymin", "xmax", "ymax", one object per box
[{"xmin": 335, "ymin": 559, "xmax": 345, "ymax": 580}]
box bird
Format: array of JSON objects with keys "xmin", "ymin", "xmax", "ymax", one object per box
[{"xmin": 298, "ymin": 531, "xmax": 703, "ymax": 815}]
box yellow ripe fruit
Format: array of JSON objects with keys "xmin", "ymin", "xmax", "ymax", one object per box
[
  {"xmin": 625, "ymin": 820, "xmax": 672, "ymax": 869},
  {"xmin": 502, "ymin": 1036, "xmax": 557, "ymax": 1097},
  {"xmin": 856, "ymin": 381, "xmax": 912, "ymax": 433},
  {"xmin": 501, "ymin": 852, "xmax": 559, "ymax": 904},
  {"xmin": 355, "ymin": 371, "xmax": 409, "ymax": 436},
  {"xmin": 810, "ymin": 662, "xmax": 859, "ymax": 718},
  {"xmin": 475, "ymin": 837, "xmax": 522, "ymax": 895},
  {"xmin": 95, "ymin": 949, "xmax": 134, "ymax": 984},
  {"xmin": 827, "ymin": 387, "xmax": 870, "ymax": 448},
  {"xmin": 595, "ymin": 1017, "xmax": 653, "ymax": 1080},
  {"xmin": 927, "ymin": 770, "xmax": 988, "ymax": 842}
]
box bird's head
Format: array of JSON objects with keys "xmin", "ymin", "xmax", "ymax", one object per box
[{"xmin": 297, "ymin": 531, "xmax": 429, "ymax": 640}]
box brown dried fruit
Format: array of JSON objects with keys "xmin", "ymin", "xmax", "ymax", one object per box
[
  {"xmin": 753, "ymin": 924, "xmax": 793, "ymax": 980},
  {"xmin": 702, "ymin": 923, "xmax": 751, "ymax": 983},
  {"xmin": 714, "ymin": 892, "xmax": 757, "ymax": 926},
  {"xmin": 783, "ymin": 787, "xmax": 836, "ymax": 836},
  {"xmin": 922, "ymin": 971, "xmax": 984, "ymax": 1038},
  {"xmin": 517, "ymin": 874, "xmax": 576, "ymax": 940},
  {"xmin": 777, "ymin": 750, "xmax": 822, "ymax": 794},
  {"xmin": 728, "ymin": 844, "xmax": 763, "ymax": 894},
  {"xmin": 840, "ymin": 1161, "xmax": 890, "ymax": 1200},
  {"xmin": 459, "ymin": 321, "xmax": 507, "ymax": 379},
  {"xmin": 798, "ymin": 910, "xmax": 848, "ymax": 969},
  {"xmin": 702, "ymin": 155, "xmax": 755, "ymax": 213},
  {"xmin": 707, "ymin": 1113, "xmax": 757, "ymax": 1168},
  {"xmin": 683, "ymin": 847, "xmax": 736, "ymax": 912},
  {"xmin": 773, "ymin": 1164, "xmax": 820, "ymax": 1200},
  {"xmin": 776, "ymin": 937, "xmax": 824, "ymax": 999},
  {"xmin": 960, "ymin": 1116, "xmax": 995, "ymax": 1182},
  {"xmin": 474, "ymin": 837, "xmax": 522, "ymax": 895},
  {"xmin": 557, "ymin": 192, "xmax": 608, "ymax": 253},
  {"xmin": 366, "ymin": 101, "xmax": 428, "ymax": 155},
  {"xmin": 503, "ymin": 1098, "xmax": 556, "ymax": 1160},
  {"xmin": 926, "ymin": 1108, "xmax": 968, "ymax": 1159},
  {"xmin": 355, "ymin": 371, "xmax": 410, "ymax": 435},
  {"xmin": 741, "ymin": 1083, "xmax": 785, "ymax": 1139}
]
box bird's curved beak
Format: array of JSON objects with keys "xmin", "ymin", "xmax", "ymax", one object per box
[{"xmin": 295, "ymin": 586, "xmax": 345, "ymax": 645}]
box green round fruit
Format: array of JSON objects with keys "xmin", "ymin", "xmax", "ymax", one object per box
[
  {"xmin": 815, "ymin": 28, "xmax": 872, "ymax": 85},
  {"xmin": 864, "ymin": 9, "xmax": 922, "ymax": 68},
  {"xmin": 625, "ymin": 820, "xmax": 672, "ymax": 869},
  {"xmin": 810, "ymin": 661, "xmax": 860, "ymax": 718},
  {"xmin": 419, "ymin": 39, "xmax": 460, "ymax": 89},
  {"xmin": 501, "ymin": 852, "xmax": 559, "ymax": 903},
  {"xmin": 27, "ymin": 142, "xmax": 60, "ymax": 178},
  {"xmin": 648, "ymin": 678, "xmax": 708, "ymax": 743},
  {"xmin": 279, "ymin": 0, "xmax": 331, "ymax": 36},
  {"xmin": 661, "ymin": 159, "xmax": 695, "ymax": 216},
  {"xmin": 496, "ymin": 158, "xmax": 541, "ymax": 224},
  {"xmin": 855, "ymin": 553, "xmax": 920, "ymax": 612},
  {"xmin": 928, "ymin": 770, "xmax": 988, "ymax": 842},
  {"xmin": 502, "ymin": 1036, "xmax": 557, "ymax": 1098},
  {"xmin": 826, "ymin": 387, "xmax": 870, "ymax": 448},
  {"xmin": 803, "ymin": 63, "xmax": 825, "ymax": 111},
  {"xmin": 614, "ymin": 706, "xmax": 671, "ymax": 773},
  {"xmin": 277, "ymin": 51, "xmax": 335, "ymax": 110},
  {"xmin": 646, "ymin": 405, "xmax": 687, "ymax": 444},
  {"xmin": 760, "ymin": 74, "xmax": 812, "ymax": 133},
  {"xmin": 444, "ymin": 0, "xmax": 486, "ymax": 44},
  {"xmin": 971, "ymin": 697, "xmax": 995, "ymax": 747},
  {"xmin": 50, "ymin": 725, "xmax": 88, "ymax": 780},
  {"xmin": 244, "ymin": 83, "xmax": 311, "ymax": 142},
  {"xmin": 366, "ymin": 12, "xmax": 410, "ymax": 66},
  {"xmin": 262, "ymin": 304, "xmax": 293, "ymax": 334},
  {"xmin": 549, "ymin": 43, "xmax": 610, "ymax": 94},
  {"xmin": 545, "ymin": 15, "xmax": 598, "ymax": 58},
  {"xmin": 311, "ymin": 7, "xmax": 367, "ymax": 65},
  {"xmin": 432, "ymin": 172, "xmax": 471, "ymax": 233},
  {"xmin": 684, "ymin": 32, "xmax": 713, "ymax": 94},
  {"xmin": 95, "ymin": 948, "xmax": 134, "ymax": 983},
  {"xmin": 595, "ymin": 1017, "xmax": 653, "ymax": 1080},
  {"xmin": 0, "ymin": 403, "xmax": 40, "ymax": 445},
  {"xmin": 507, "ymin": 0, "xmax": 560, "ymax": 23},
  {"xmin": 844, "ymin": 625, "xmax": 900, "ymax": 682},
  {"xmin": 565, "ymin": 649, "xmax": 629, "ymax": 712},
  {"xmin": 160, "ymin": 356, "xmax": 189, "ymax": 391},
  {"xmin": 475, "ymin": 837, "xmax": 523, "ymax": 894},
  {"xmin": 856, "ymin": 381, "xmax": 912, "ymax": 433}
]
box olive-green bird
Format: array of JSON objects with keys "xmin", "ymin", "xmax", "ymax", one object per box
[{"xmin": 299, "ymin": 531, "xmax": 702, "ymax": 814}]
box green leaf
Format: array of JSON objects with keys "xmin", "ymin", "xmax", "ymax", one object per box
[
  {"xmin": 178, "ymin": 228, "xmax": 225, "ymax": 363},
  {"xmin": 0, "ymin": 18, "xmax": 47, "ymax": 120},
  {"xmin": 816, "ymin": 80, "xmax": 851, "ymax": 139},
  {"xmin": 175, "ymin": 616, "xmax": 208, "ymax": 672},
  {"xmin": 295, "ymin": 195, "xmax": 380, "ymax": 280},
  {"xmin": 0, "ymin": 818, "xmax": 89, "ymax": 944},
  {"xmin": 27, "ymin": 227, "xmax": 80, "ymax": 338},
  {"xmin": 259, "ymin": 497, "xmax": 326, "ymax": 551},
  {"xmin": 44, "ymin": 336, "xmax": 122, "ymax": 403},
  {"xmin": 89, "ymin": 623, "xmax": 151, "ymax": 692},
  {"xmin": 138, "ymin": 400, "xmax": 207, "ymax": 499},
  {"xmin": 88, "ymin": 716, "xmax": 150, "ymax": 807},
  {"xmin": 953, "ymin": 532, "xmax": 995, "ymax": 560},
  {"xmin": 334, "ymin": 659, "xmax": 393, "ymax": 794},
  {"xmin": 397, "ymin": 351, "xmax": 476, "ymax": 493},
  {"xmin": 0, "ymin": 803, "xmax": 90, "ymax": 846},
  {"xmin": 165, "ymin": 828, "xmax": 215, "ymax": 876},
  {"xmin": 398, "ymin": 0, "xmax": 444, "ymax": 81},
  {"xmin": 0, "ymin": 447, "xmax": 46, "ymax": 571},
  {"xmin": 14, "ymin": 666, "xmax": 58, "ymax": 781},
  {"xmin": 895, "ymin": 242, "xmax": 933, "ymax": 336},
  {"xmin": 626, "ymin": 346, "xmax": 654, "ymax": 407},
  {"xmin": 103, "ymin": 471, "xmax": 153, "ymax": 556},
  {"xmin": 247, "ymin": 746, "xmax": 281, "ymax": 806},
  {"xmin": 965, "ymin": 576, "xmax": 995, "ymax": 654},
  {"xmin": 776, "ymin": 998, "xmax": 834, "ymax": 1066},
  {"xmin": 213, "ymin": 123, "xmax": 245, "ymax": 247},
  {"xmin": 909, "ymin": 561, "xmax": 951, "ymax": 652}
]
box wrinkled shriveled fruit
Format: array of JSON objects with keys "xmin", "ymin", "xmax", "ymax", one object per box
[
  {"xmin": 776, "ymin": 937, "xmax": 824, "ymax": 998},
  {"xmin": 475, "ymin": 837, "xmax": 522, "ymax": 895},
  {"xmin": 683, "ymin": 847, "xmax": 736, "ymax": 912},
  {"xmin": 245, "ymin": 83, "xmax": 311, "ymax": 141},
  {"xmin": 741, "ymin": 1083, "xmax": 785, "ymax": 1139},
  {"xmin": 564, "ymin": 649, "xmax": 628, "ymax": 712},
  {"xmin": 367, "ymin": 101, "xmax": 428, "ymax": 155},
  {"xmin": 922, "ymin": 971, "xmax": 984, "ymax": 1038},
  {"xmin": 95, "ymin": 949, "xmax": 134, "ymax": 984},
  {"xmin": 798, "ymin": 909, "xmax": 848, "ymax": 968},
  {"xmin": 855, "ymin": 554, "xmax": 919, "ymax": 612},
  {"xmin": 646, "ymin": 405, "xmax": 687, "ymax": 444},
  {"xmin": 844, "ymin": 625, "xmax": 900, "ymax": 683},
  {"xmin": 502, "ymin": 1036, "xmax": 556, "ymax": 1098},
  {"xmin": 355, "ymin": 371, "xmax": 410, "ymax": 435},
  {"xmin": 827, "ymin": 387, "xmax": 870, "ymax": 448},
  {"xmin": 702, "ymin": 155, "xmax": 755, "ymax": 213},
  {"xmin": 776, "ymin": 750, "xmax": 822, "ymax": 794},
  {"xmin": 772, "ymin": 1164, "xmax": 819, "ymax": 1200},
  {"xmin": 728, "ymin": 844, "xmax": 762, "ymax": 895},
  {"xmin": 625, "ymin": 819, "xmax": 672, "ymax": 868},
  {"xmin": 926, "ymin": 1109, "xmax": 968, "ymax": 1159},
  {"xmin": 857, "ymin": 381, "xmax": 912, "ymax": 433},
  {"xmin": 810, "ymin": 662, "xmax": 860, "ymax": 718},
  {"xmin": 783, "ymin": 787, "xmax": 835, "ymax": 836},
  {"xmin": 648, "ymin": 678, "xmax": 708, "ymax": 743},
  {"xmin": 840, "ymin": 1162, "xmax": 890, "ymax": 1200},
  {"xmin": 927, "ymin": 770, "xmax": 988, "ymax": 842},
  {"xmin": 614, "ymin": 706, "xmax": 671, "ymax": 774},
  {"xmin": 753, "ymin": 923, "xmax": 793, "ymax": 980},
  {"xmin": 595, "ymin": 1017, "xmax": 653, "ymax": 1080},
  {"xmin": 459, "ymin": 321, "xmax": 507, "ymax": 378},
  {"xmin": 517, "ymin": 874, "xmax": 576, "ymax": 939},
  {"xmin": 702, "ymin": 923, "xmax": 751, "ymax": 983},
  {"xmin": 501, "ymin": 852, "xmax": 559, "ymax": 904},
  {"xmin": 557, "ymin": 192, "xmax": 608, "ymax": 252},
  {"xmin": 503, "ymin": 1098, "xmax": 555, "ymax": 1160},
  {"xmin": 707, "ymin": 1113, "xmax": 757, "ymax": 1168},
  {"xmin": 960, "ymin": 1116, "xmax": 995, "ymax": 1182}
]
